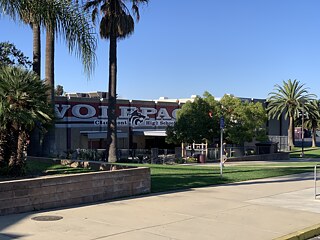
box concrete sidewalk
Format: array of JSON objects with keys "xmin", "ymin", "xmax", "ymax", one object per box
[{"xmin": 0, "ymin": 172, "xmax": 320, "ymax": 240}]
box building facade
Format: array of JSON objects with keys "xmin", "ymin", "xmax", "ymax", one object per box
[
  {"xmin": 54, "ymin": 94, "xmax": 184, "ymax": 154},
  {"xmin": 53, "ymin": 93, "xmax": 288, "ymax": 155}
]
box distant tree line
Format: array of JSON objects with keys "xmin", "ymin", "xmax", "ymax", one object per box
[
  {"xmin": 167, "ymin": 80, "xmax": 320, "ymax": 152},
  {"xmin": 166, "ymin": 91, "xmax": 268, "ymax": 148}
]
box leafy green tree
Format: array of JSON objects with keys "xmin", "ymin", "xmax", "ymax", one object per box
[
  {"xmin": 167, "ymin": 93, "xmax": 267, "ymax": 148},
  {"xmin": 267, "ymin": 79, "xmax": 317, "ymax": 149},
  {"xmin": 0, "ymin": 41, "xmax": 32, "ymax": 68},
  {"xmin": 203, "ymin": 91, "xmax": 221, "ymax": 117},
  {"xmin": 304, "ymin": 100, "xmax": 320, "ymax": 148},
  {"xmin": 84, "ymin": 0, "xmax": 148, "ymax": 162},
  {"xmin": 0, "ymin": 66, "xmax": 53, "ymax": 176},
  {"xmin": 166, "ymin": 97, "xmax": 218, "ymax": 146},
  {"xmin": 220, "ymin": 94, "xmax": 267, "ymax": 145},
  {"xmin": 55, "ymin": 85, "xmax": 64, "ymax": 96}
]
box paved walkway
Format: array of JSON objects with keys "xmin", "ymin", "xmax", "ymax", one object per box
[{"xmin": 0, "ymin": 172, "xmax": 320, "ymax": 240}]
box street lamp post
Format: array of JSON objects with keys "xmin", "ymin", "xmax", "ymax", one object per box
[
  {"xmin": 220, "ymin": 116, "xmax": 224, "ymax": 177},
  {"xmin": 301, "ymin": 105, "xmax": 305, "ymax": 157}
]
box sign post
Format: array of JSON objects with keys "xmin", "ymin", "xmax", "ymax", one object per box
[{"xmin": 220, "ymin": 116, "xmax": 224, "ymax": 177}]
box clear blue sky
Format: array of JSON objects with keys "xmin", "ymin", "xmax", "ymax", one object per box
[{"xmin": 1, "ymin": 0, "xmax": 320, "ymax": 100}]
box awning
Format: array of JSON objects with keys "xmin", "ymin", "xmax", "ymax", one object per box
[
  {"xmin": 133, "ymin": 130, "xmax": 167, "ymax": 137},
  {"xmin": 80, "ymin": 131, "xmax": 128, "ymax": 139}
]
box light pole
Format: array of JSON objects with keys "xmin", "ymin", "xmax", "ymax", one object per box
[
  {"xmin": 301, "ymin": 105, "xmax": 305, "ymax": 157},
  {"xmin": 220, "ymin": 116, "xmax": 224, "ymax": 177}
]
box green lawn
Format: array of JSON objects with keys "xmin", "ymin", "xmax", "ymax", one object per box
[
  {"xmin": 290, "ymin": 147, "xmax": 320, "ymax": 158},
  {"xmin": 120, "ymin": 162, "xmax": 317, "ymax": 193},
  {"xmin": 16, "ymin": 157, "xmax": 320, "ymax": 193}
]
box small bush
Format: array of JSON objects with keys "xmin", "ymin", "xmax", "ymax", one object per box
[
  {"xmin": 186, "ymin": 157, "xmax": 197, "ymax": 163},
  {"xmin": 175, "ymin": 158, "xmax": 185, "ymax": 164}
]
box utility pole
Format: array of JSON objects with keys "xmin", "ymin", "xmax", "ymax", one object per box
[
  {"xmin": 301, "ymin": 104, "xmax": 305, "ymax": 157},
  {"xmin": 220, "ymin": 116, "xmax": 224, "ymax": 177}
]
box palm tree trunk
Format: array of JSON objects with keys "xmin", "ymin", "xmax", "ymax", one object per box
[
  {"xmin": 32, "ymin": 23, "xmax": 41, "ymax": 76},
  {"xmin": 106, "ymin": 34, "xmax": 118, "ymax": 162},
  {"xmin": 42, "ymin": 26, "xmax": 56, "ymax": 156},
  {"xmin": 0, "ymin": 132, "xmax": 6, "ymax": 169},
  {"xmin": 0, "ymin": 129, "xmax": 11, "ymax": 170},
  {"xmin": 29, "ymin": 22, "xmax": 41, "ymax": 156},
  {"xmin": 45, "ymin": 27, "xmax": 55, "ymax": 104},
  {"xmin": 16, "ymin": 130, "xmax": 27, "ymax": 169},
  {"xmin": 312, "ymin": 126, "xmax": 317, "ymax": 148},
  {"xmin": 6, "ymin": 127, "xmax": 27, "ymax": 176},
  {"xmin": 8, "ymin": 127, "xmax": 20, "ymax": 176},
  {"xmin": 288, "ymin": 116, "xmax": 294, "ymax": 149}
]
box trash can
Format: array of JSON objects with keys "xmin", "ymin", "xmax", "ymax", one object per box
[{"xmin": 199, "ymin": 154, "xmax": 206, "ymax": 163}]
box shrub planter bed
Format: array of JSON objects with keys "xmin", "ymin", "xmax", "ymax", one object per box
[{"xmin": 0, "ymin": 160, "xmax": 150, "ymax": 215}]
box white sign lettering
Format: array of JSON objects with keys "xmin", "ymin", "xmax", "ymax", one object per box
[
  {"xmin": 55, "ymin": 103, "xmax": 179, "ymax": 128},
  {"xmin": 172, "ymin": 109, "xmax": 178, "ymax": 119},
  {"xmin": 156, "ymin": 108, "xmax": 171, "ymax": 120},
  {"xmin": 72, "ymin": 104, "xmax": 96, "ymax": 119},
  {"xmin": 119, "ymin": 106, "xmax": 136, "ymax": 118},
  {"xmin": 140, "ymin": 107, "xmax": 157, "ymax": 119},
  {"xmin": 55, "ymin": 104, "xmax": 71, "ymax": 119},
  {"xmin": 98, "ymin": 106, "xmax": 108, "ymax": 118}
]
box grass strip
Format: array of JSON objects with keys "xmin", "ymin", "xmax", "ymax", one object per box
[
  {"xmin": 5, "ymin": 159, "xmax": 318, "ymax": 193},
  {"xmin": 290, "ymin": 147, "xmax": 320, "ymax": 158},
  {"xmin": 119, "ymin": 162, "xmax": 315, "ymax": 193}
]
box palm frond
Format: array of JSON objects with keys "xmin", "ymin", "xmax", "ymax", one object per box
[
  {"xmin": 84, "ymin": 0, "xmax": 146, "ymax": 40},
  {"xmin": 266, "ymin": 79, "xmax": 317, "ymax": 121},
  {"xmin": 0, "ymin": 66, "xmax": 53, "ymax": 132}
]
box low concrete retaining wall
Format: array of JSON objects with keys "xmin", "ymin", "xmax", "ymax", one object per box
[
  {"xmin": 227, "ymin": 152, "xmax": 290, "ymax": 162},
  {"xmin": 0, "ymin": 166, "xmax": 150, "ymax": 215}
]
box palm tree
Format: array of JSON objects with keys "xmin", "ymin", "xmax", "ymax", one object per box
[
  {"xmin": 1, "ymin": 0, "xmax": 97, "ymax": 155},
  {"xmin": 304, "ymin": 100, "xmax": 320, "ymax": 148},
  {"xmin": 0, "ymin": 66, "xmax": 53, "ymax": 176},
  {"xmin": 0, "ymin": 0, "xmax": 21, "ymax": 19},
  {"xmin": 43, "ymin": 0, "xmax": 97, "ymax": 95},
  {"xmin": 1, "ymin": 0, "xmax": 97, "ymax": 103},
  {"xmin": 1, "ymin": 0, "xmax": 96, "ymax": 77},
  {"xmin": 16, "ymin": 1, "xmax": 42, "ymax": 76},
  {"xmin": 267, "ymin": 79, "xmax": 317, "ymax": 149},
  {"xmin": 84, "ymin": 0, "xmax": 148, "ymax": 162},
  {"xmin": 41, "ymin": 0, "xmax": 98, "ymax": 155}
]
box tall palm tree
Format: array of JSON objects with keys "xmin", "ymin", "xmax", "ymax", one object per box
[
  {"xmin": 41, "ymin": 0, "xmax": 97, "ymax": 155},
  {"xmin": 84, "ymin": 0, "xmax": 148, "ymax": 162},
  {"xmin": 0, "ymin": 66, "xmax": 53, "ymax": 176},
  {"xmin": 1, "ymin": 0, "xmax": 97, "ymax": 155},
  {"xmin": 0, "ymin": 0, "xmax": 21, "ymax": 19},
  {"xmin": 43, "ymin": 0, "xmax": 97, "ymax": 92},
  {"xmin": 304, "ymin": 100, "xmax": 320, "ymax": 148},
  {"xmin": 267, "ymin": 79, "xmax": 317, "ymax": 149},
  {"xmin": 17, "ymin": 1, "xmax": 42, "ymax": 76},
  {"xmin": 1, "ymin": 0, "xmax": 96, "ymax": 77}
]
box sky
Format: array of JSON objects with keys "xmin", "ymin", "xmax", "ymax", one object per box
[{"xmin": 1, "ymin": 0, "xmax": 320, "ymax": 101}]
